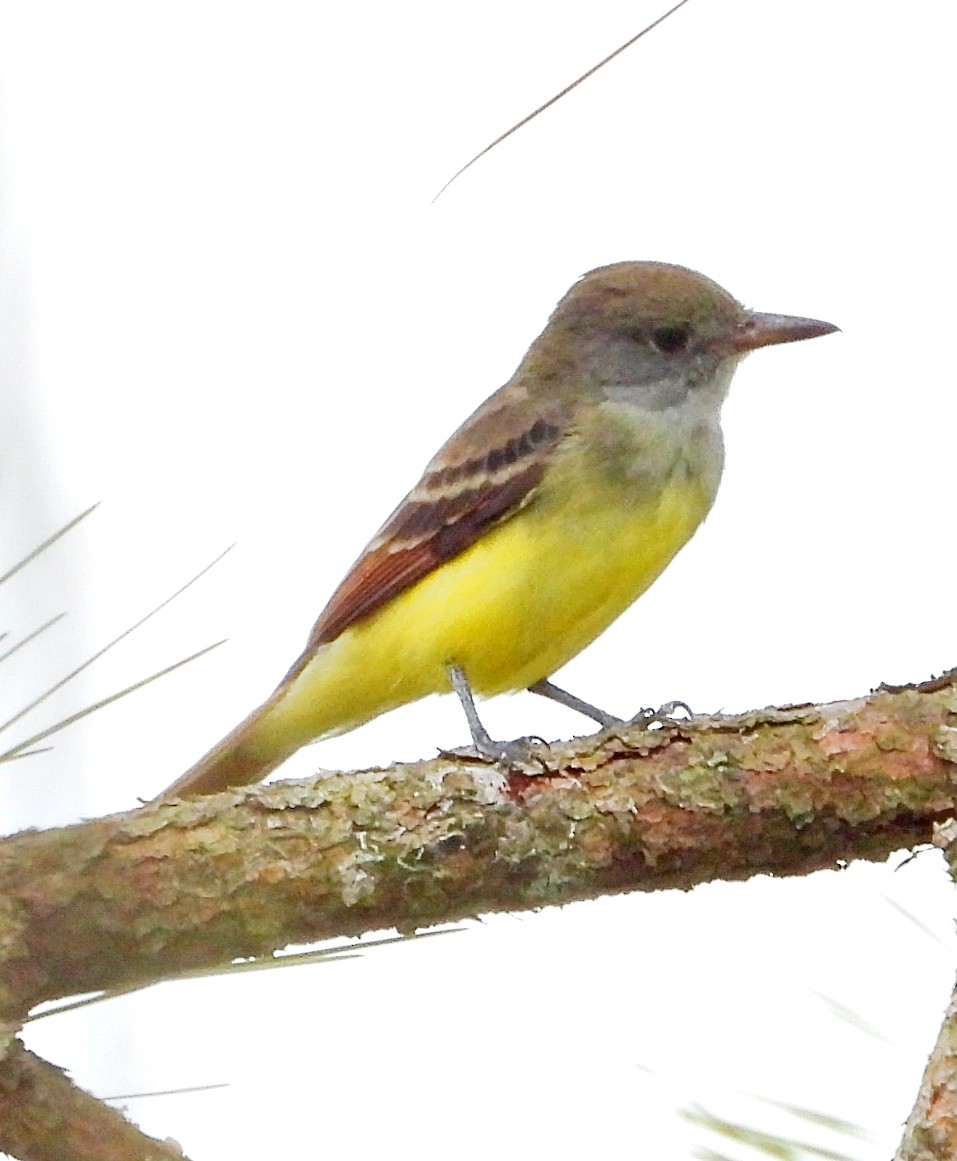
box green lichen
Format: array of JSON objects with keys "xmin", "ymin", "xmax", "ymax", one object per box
[{"xmin": 932, "ymin": 725, "xmax": 957, "ymax": 765}]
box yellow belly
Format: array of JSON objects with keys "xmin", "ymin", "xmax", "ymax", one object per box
[{"xmin": 258, "ymin": 462, "xmax": 714, "ymax": 750}]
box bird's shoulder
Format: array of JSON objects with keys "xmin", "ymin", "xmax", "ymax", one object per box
[{"xmin": 295, "ymin": 382, "xmax": 569, "ymax": 656}]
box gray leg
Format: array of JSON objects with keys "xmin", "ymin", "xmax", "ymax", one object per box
[
  {"xmin": 529, "ymin": 678, "xmax": 691, "ymax": 730},
  {"xmin": 447, "ymin": 664, "xmax": 544, "ymax": 764},
  {"xmin": 527, "ymin": 679, "xmax": 622, "ymax": 727},
  {"xmin": 448, "ymin": 664, "xmax": 498, "ymax": 754}
]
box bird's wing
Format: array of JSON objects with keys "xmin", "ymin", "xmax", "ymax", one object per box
[{"xmin": 295, "ymin": 393, "xmax": 565, "ymax": 663}]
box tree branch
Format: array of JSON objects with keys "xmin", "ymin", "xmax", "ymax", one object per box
[
  {"xmin": 0, "ymin": 1037, "xmax": 186, "ymax": 1161},
  {"xmin": 895, "ymin": 818, "xmax": 957, "ymax": 1161},
  {"xmin": 2, "ymin": 673, "xmax": 955, "ymax": 1022},
  {"xmin": 1, "ymin": 672, "xmax": 956, "ymax": 1160}
]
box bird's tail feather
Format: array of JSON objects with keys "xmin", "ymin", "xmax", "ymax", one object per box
[{"xmin": 153, "ymin": 692, "xmax": 296, "ymax": 801}]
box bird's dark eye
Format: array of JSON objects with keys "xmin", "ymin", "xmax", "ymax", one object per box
[{"xmin": 650, "ymin": 324, "xmax": 692, "ymax": 355}]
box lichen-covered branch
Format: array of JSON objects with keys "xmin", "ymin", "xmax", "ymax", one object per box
[
  {"xmin": 0, "ymin": 1036, "xmax": 187, "ymax": 1161},
  {"xmin": 895, "ymin": 970, "xmax": 957, "ymax": 1161},
  {"xmin": 895, "ymin": 818, "xmax": 957, "ymax": 1161},
  {"xmin": 2, "ymin": 674, "xmax": 955, "ymax": 1026}
]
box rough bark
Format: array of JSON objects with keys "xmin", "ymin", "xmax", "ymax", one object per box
[
  {"xmin": 3, "ymin": 674, "xmax": 957, "ymax": 1017},
  {"xmin": 0, "ymin": 1038, "xmax": 185, "ymax": 1161},
  {"xmin": 894, "ymin": 818, "xmax": 957, "ymax": 1161},
  {"xmin": 1, "ymin": 672, "xmax": 956, "ymax": 1160}
]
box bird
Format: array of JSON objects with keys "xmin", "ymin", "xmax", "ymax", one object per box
[{"xmin": 157, "ymin": 261, "xmax": 837, "ymax": 799}]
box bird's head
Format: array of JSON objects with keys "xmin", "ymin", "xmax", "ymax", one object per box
[{"xmin": 524, "ymin": 261, "xmax": 838, "ymax": 410}]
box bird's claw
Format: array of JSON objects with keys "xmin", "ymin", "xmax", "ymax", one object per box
[
  {"xmin": 481, "ymin": 734, "xmax": 549, "ymax": 769},
  {"xmin": 628, "ymin": 700, "xmax": 692, "ymax": 728},
  {"xmin": 441, "ymin": 734, "xmax": 550, "ymax": 773}
]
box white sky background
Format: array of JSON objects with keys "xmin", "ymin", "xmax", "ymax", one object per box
[{"xmin": 1, "ymin": 1, "xmax": 956, "ymax": 1157}]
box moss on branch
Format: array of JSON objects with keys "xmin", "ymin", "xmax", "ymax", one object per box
[{"xmin": 2, "ymin": 674, "xmax": 955, "ymax": 1022}]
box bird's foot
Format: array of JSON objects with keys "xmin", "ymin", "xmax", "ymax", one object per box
[
  {"xmin": 475, "ymin": 732, "xmax": 549, "ymax": 766},
  {"xmin": 440, "ymin": 733, "xmax": 550, "ymax": 772},
  {"xmin": 445, "ymin": 664, "xmax": 551, "ymax": 771},
  {"xmin": 526, "ymin": 678, "xmax": 691, "ymax": 735},
  {"xmin": 627, "ymin": 700, "xmax": 692, "ymax": 728}
]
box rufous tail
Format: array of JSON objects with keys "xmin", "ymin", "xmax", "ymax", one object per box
[{"xmin": 153, "ymin": 694, "xmax": 295, "ymax": 801}]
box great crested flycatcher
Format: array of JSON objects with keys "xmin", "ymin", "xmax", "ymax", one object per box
[{"xmin": 158, "ymin": 261, "xmax": 837, "ymax": 799}]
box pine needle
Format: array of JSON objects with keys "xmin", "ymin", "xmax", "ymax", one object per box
[
  {"xmin": 0, "ymin": 503, "xmax": 99, "ymax": 587},
  {"xmin": 0, "ymin": 546, "xmax": 233, "ymax": 739},
  {"xmin": 0, "ymin": 613, "xmax": 67, "ymax": 664},
  {"xmin": 432, "ymin": 0, "xmax": 694, "ymax": 201},
  {"xmin": 26, "ymin": 927, "xmax": 463, "ymax": 1023},
  {"xmin": 0, "ymin": 641, "xmax": 224, "ymax": 764}
]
